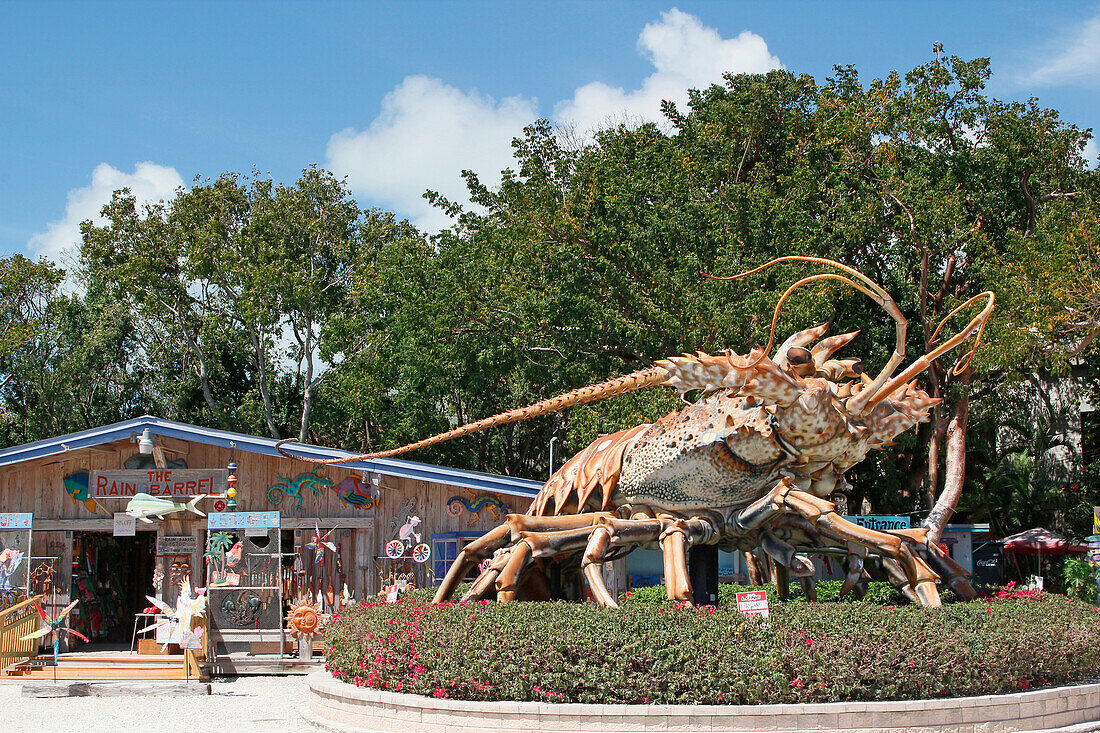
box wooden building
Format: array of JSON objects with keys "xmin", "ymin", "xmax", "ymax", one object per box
[{"xmin": 0, "ymin": 416, "xmax": 540, "ymax": 649}]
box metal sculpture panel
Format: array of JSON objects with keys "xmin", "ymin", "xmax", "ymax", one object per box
[{"xmin": 205, "ymin": 515, "xmax": 282, "ymax": 645}]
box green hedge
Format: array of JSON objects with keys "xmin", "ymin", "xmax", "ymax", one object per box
[
  {"xmin": 324, "ymin": 593, "xmax": 1100, "ymax": 705},
  {"xmin": 623, "ymin": 580, "xmax": 906, "ymax": 606}
]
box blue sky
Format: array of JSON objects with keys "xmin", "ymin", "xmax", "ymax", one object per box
[{"xmin": 3, "ymin": 1, "xmax": 1100, "ymax": 263}]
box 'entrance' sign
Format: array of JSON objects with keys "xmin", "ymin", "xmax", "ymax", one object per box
[
  {"xmin": 843, "ymin": 514, "xmax": 910, "ymax": 531},
  {"xmin": 90, "ymin": 469, "xmax": 228, "ymax": 498}
]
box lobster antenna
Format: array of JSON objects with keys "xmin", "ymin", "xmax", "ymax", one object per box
[
  {"xmin": 862, "ymin": 291, "xmax": 995, "ymax": 411},
  {"xmin": 704, "ymin": 256, "xmax": 908, "ymax": 413},
  {"xmin": 276, "ymin": 366, "xmax": 669, "ymax": 465}
]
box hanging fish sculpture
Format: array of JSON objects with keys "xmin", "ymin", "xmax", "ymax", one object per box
[
  {"xmin": 333, "ymin": 475, "xmax": 377, "ymax": 509},
  {"xmin": 124, "ymin": 493, "xmax": 207, "ymax": 523},
  {"xmin": 63, "ymin": 471, "xmax": 98, "ymax": 513}
]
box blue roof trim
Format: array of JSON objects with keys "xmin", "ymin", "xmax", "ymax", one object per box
[{"xmin": 0, "ymin": 416, "xmax": 543, "ymax": 499}]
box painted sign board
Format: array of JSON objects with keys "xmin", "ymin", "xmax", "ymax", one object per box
[
  {"xmin": 843, "ymin": 515, "xmax": 910, "ymax": 531},
  {"xmin": 735, "ymin": 590, "xmax": 770, "ymax": 619},
  {"xmin": 90, "ymin": 469, "xmax": 228, "ymax": 498},
  {"xmin": 208, "ymin": 511, "xmax": 280, "ymax": 530},
  {"xmin": 113, "ymin": 513, "xmax": 136, "ymax": 537},
  {"xmin": 156, "ymin": 536, "xmax": 198, "ymax": 555},
  {"xmin": 0, "ymin": 513, "xmax": 32, "ymax": 529}
]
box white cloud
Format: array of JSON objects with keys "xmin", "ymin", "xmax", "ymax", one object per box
[
  {"xmin": 326, "ymin": 76, "xmax": 538, "ymax": 232},
  {"xmin": 1084, "ymin": 137, "xmax": 1099, "ymax": 168},
  {"xmin": 553, "ymin": 8, "xmax": 782, "ymax": 136},
  {"xmin": 327, "ymin": 10, "xmax": 780, "ymax": 231},
  {"xmin": 1022, "ymin": 11, "xmax": 1100, "ymax": 85},
  {"xmin": 29, "ymin": 161, "xmax": 183, "ymax": 267}
]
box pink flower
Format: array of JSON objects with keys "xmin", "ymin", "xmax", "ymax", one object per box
[{"xmin": 791, "ymin": 678, "xmax": 803, "ymax": 689}]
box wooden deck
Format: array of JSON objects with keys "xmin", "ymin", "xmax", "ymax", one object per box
[
  {"xmin": 6, "ymin": 652, "xmax": 198, "ymax": 680},
  {"xmin": 6, "ymin": 649, "xmax": 321, "ymax": 679}
]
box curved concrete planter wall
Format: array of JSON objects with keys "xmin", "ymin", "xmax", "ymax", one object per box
[{"xmin": 305, "ymin": 670, "xmax": 1100, "ymax": 733}]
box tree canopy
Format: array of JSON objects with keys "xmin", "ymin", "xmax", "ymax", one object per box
[{"xmin": 2, "ymin": 50, "xmax": 1097, "ymax": 537}]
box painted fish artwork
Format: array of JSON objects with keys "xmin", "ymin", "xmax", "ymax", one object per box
[
  {"xmin": 124, "ymin": 493, "xmax": 207, "ymax": 523},
  {"xmin": 63, "ymin": 471, "xmax": 98, "ymax": 513},
  {"xmin": 333, "ymin": 475, "xmax": 377, "ymax": 509}
]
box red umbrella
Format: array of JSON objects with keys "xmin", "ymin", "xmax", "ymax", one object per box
[{"xmin": 1002, "ymin": 527, "xmax": 1088, "ymax": 555}]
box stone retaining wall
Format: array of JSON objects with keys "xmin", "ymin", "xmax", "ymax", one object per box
[{"xmin": 305, "ymin": 670, "xmax": 1100, "ymax": 733}]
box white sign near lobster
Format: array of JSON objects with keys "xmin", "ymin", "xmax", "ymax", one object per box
[{"xmin": 735, "ymin": 590, "xmax": 770, "ymax": 619}]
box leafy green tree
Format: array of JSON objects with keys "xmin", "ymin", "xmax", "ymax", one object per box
[
  {"xmin": 0, "ymin": 255, "xmax": 62, "ymax": 391},
  {"xmin": 417, "ymin": 51, "xmax": 1097, "ymax": 531}
]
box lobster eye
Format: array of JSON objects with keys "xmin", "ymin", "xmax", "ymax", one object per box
[{"xmin": 786, "ymin": 347, "xmax": 811, "ymax": 365}]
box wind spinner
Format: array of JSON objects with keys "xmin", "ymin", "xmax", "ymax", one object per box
[
  {"xmin": 306, "ymin": 523, "xmax": 337, "ymax": 563},
  {"xmin": 138, "ymin": 577, "xmax": 208, "ymax": 649},
  {"xmin": 21, "ymin": 599, "xmax": 88, "ymax": 666}
]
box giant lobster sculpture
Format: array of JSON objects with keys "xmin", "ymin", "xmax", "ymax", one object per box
[{"xmin": 279, "ymin": 257, "xmax": 994, "ymax": 609}]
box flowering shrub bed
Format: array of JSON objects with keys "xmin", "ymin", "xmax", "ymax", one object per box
[
  {"xmin": 624, "ymin": 580, "xmax": 906, "ymax": 606},
  {"xmin": 324, "ymin": 593, "xmax": 1100, "ymax": 705}
]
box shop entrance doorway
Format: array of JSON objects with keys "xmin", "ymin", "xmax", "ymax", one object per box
[{"xmin": 70, "ymin": 531, "xmax": 156, "ymax": 648}]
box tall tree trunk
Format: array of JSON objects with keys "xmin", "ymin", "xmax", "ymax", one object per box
[
  {"xmin": 254, "ymin": 332, "xmax": 280, "ymax": 439},
  {"xmin": 924, "ymin": 372, "xmax": 972, "ymax": 544},
  {"xmin": 299, "ymin": 325, "xmax": 314, "ymax": 444},
  {"xmin": 177, "ymin": 310, "xmax": 225, "ymax": 427}
]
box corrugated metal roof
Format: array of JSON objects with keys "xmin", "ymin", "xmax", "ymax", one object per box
[{"xmin": 0, "ymin": 416, "xmax": 543, "ymax": 498}]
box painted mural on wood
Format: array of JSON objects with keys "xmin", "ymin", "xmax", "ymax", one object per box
[
  {"xmin": 332, "ymin": 475, "xmax": 377, "ymax": 509},
  {"xmin": 266, "ymin": 466, "xmax": 332, "ymax": 508},
  {"xmin": 62, "ymin": 472, "xmax": 97, "ymax": 513},
  {"xmin": 446, "ymin": 489, "xmax": 510, "ymax": 525}
]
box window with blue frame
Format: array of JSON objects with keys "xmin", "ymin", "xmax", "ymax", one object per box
[{"xmin": 430, "ymin": 532, "xmax": 484, "ymax": 585}]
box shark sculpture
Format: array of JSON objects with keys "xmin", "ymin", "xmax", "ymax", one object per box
[{"xmin": 124, "ymin": 493, "xmax": 207, "ymax": 523}]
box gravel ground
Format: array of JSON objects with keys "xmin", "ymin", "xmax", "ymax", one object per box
[{"xmin": 0, "ymin": 676, "xmax": 311, "ymax": 733}]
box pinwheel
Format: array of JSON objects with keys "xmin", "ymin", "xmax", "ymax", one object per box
[
  {"xmin": 307, "ymin": 523, "xmax": 337, "ymax": 564},
  {"xmin": 21, "ymin": 599, "xmax": 88, "ymax": 666},
  {"xmin": 138, "ymin": 577, "xmax": 208, "ymax": 648}
]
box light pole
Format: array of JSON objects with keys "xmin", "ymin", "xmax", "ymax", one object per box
[{"xmin": 549, "ymin": 437, "xmax": 559, "ymax": 479}]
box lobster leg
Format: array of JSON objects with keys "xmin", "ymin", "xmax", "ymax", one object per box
[
  {"xmin": 839, "ymin": 543, "xmax": 868, "ymax": 597},
  {"xmin": 433, "ymin": 524, "xmax": 511, "ymax": 603},
  {"xmin": 737, "ymin": 478, "xmax": 943, "ymax": 608}
]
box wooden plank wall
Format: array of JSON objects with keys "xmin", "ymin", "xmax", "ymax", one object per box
[{"xmin": 0, "ymin": 437, "xmax": 534, "ymax": 601}]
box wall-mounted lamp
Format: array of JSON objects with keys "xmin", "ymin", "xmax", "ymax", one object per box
[{"xmin": 137, "ymin": 428, "xmax": 155, "ymax": 455}]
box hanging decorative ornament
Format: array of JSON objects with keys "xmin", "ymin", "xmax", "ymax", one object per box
[
  {"xmin": 286, "ymin": 596, "xmax": 323, "ymax": 638},
  {"xmin": 411, "ymin": 543, "xmax": 431, "ymax": 563},
  {"xmin": 385, "ymin": 540, "xmax": 405, "ymax": 559},
  {"xmin": 226, "ymin": 462, "xmax": 238, "ymax": 511}
]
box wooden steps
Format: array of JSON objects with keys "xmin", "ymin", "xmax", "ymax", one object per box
[{"xmin": 7, "ymin": 653, "xmax": 197, "ymax": 680}]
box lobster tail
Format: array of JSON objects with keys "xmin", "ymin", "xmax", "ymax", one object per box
[{"xmin": 276, "ymin": 366, "xmax": 670, "ymax": 465}]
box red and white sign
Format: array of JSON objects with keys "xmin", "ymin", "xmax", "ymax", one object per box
[
  {"xmin": 90, "ymin": 469, "xmax": 228, "ymax": 498},
  {"xmin": 735, "ymin": 590, "xmax": 770, "ymax": 619}
]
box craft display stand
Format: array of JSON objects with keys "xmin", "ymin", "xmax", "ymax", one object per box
[{"xmin": 205, "ymin": 512, "xmax": 283, "ymax": 658}]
